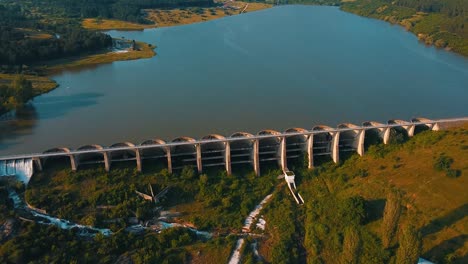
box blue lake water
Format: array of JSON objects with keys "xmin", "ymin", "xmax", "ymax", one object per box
[{"xmin": 1, "ymin": 5, "xmax": 467, "ymax": 155}]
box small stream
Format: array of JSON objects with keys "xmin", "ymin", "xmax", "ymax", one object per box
[
  {"xmin": 7, "ymin": 188, "xmax": 212, "ymax": 239},
  {"xmin": 8, "ymin": 189, "xmax": 112, "ymax": 237}
]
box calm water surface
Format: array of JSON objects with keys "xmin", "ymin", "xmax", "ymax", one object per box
[{"xmin": 1, "ymin": 6, "xmax": 467, "ymax": 155}]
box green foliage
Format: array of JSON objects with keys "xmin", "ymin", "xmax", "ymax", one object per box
[
  {"xmin": 0, "ymin": 75, "xmax": 33, "ymax": 114},
  {"xmin": 0, "ymin": 221, "xmax": 200, "ymax": 263},
  {"xmin": 396, "ymin": 224, "xmax": 422, "ymax": 264},
  {"xmin": 381, "ymin": 190, "xmax": 402, "ymax": 248},
  {"xmin": 341, "ymin": 226, "xmax": 361, "ymax": 264},
  {"xmin": 433, "ymin": 153, "xmax": 462, "ymax": 178},
  {"xmin": 264, "ymin": 191, "xmax": 300, "ymax": 264},
  {"xmin": 434, "ymin": 153, "xmax": 454, "ymax": 171},
  {"xmin": 341, "ymin": 0, "xmax": 468, "ymax": 57}
]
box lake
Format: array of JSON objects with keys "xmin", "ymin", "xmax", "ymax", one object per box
[{"xmin": 1, "ymin": 5, "xmax": 467, "ymax": 155}]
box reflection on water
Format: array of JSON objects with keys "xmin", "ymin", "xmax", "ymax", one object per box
[
  {"xmin": 0, "ymin": 93, "xmax": 103, "ymax": 152},
  {"xmin": 32, "ymin": 92, "xmax": 103, "ymax": 120},
  {"xmin": 0, "ymin": 105, "xmax": 37, "ymax": 151}
]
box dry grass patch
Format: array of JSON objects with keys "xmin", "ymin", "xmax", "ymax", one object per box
[
  {"xmin": 16, "ymin": 28, "xmax": 53, "ymax": 40},
  {"xmin": 0, "ymin": 73, "xmax": 57, "ymax": 94},
  {"xmin": 146, "ymin": 2, "xmax": 272, "ymax": 27},
  {"xmin": 340, "ymin": 125, "xmax": 468, "ymax": 261},
  {"xmin": 82, "ymin": 18, "xmax": 155, "ymax": 31},
  {"xmin": 42, "ymin": 41, "xmax": 156, "ymax": 74}
]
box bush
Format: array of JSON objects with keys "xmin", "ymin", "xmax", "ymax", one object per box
[
  {"xmin": 446, "ymin": 169, "xmax": 461, "ymax": 178},
  {"xmin": 434, "ymin": 154, "xmax": 454, "ymax": 171}
]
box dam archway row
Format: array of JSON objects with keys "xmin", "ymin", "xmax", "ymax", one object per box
[{"xmin": 0, "ymin": 117, "xmax": 466, "ymax": 179}]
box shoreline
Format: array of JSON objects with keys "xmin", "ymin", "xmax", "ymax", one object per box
[{"xmin": 1, "ymin": 3, "xmax": 272, "ymax": 117}]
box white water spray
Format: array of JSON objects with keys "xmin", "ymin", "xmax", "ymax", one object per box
[{"xmin": 0, "ymin": 159, "xmax": 34, "ymax": 184}]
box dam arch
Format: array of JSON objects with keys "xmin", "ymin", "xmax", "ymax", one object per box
[
  {"xmin": 41, "ymin": 147, "xmax": 77, "ymax": 171},
  {"xmin": 310, "ymin": 125, "xmax": 335, "ymax": 167},
  {"xmin": 337, "ymin": 123, "xmax": 364, "ymax": 160},
  {"xmin": 140, "ymin": 139, "xmax": 171, "ymax": 173},
  {"xmin": 412, "ymin": 117, "xmax": 439, "ymax": 135},
  {"xmin": 109, "ymin": 142, "xmax": 140, "ymax": 172},
  {"xmin": 201, "ymin": 134, "xmax": 227, "ymax": 171},
  {"xmin": 284, "ymin": 128, "xmax": 308, "ymax": 170},
  {"xmin": 171, "ymin": 137, "xmax": 197, "ymax": 171},
  {"xmin": 257, "ymin": 130, "xmax": 282, "ymax": 172},
  {"xmin": 75, "ymin": 144, "xmax": 110, "ymax": 171},
  {"xmin": 387, "ymin": 119, "xmax": 413, "ymax": 143},
  {"xmin": 229, "ymin": 132, "xmax": 256, "ymax": 175}
]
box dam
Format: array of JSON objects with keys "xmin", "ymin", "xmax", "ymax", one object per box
[{"xmin": 0, "ymin": 117, "xmax": 467, "ymax": 183}]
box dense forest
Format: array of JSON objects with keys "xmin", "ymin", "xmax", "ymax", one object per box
[
  {"xmin": 26, "ymin": 0, "xmax": 214, "ymax": 23},
  {"xmin": 0, "ymin": 3, "xmax": 112, "ymax": 66}
]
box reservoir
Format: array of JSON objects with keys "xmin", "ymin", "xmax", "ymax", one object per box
[{"xmin": 1, "ymin": 5, "xmax": 467, "ymax": 155}]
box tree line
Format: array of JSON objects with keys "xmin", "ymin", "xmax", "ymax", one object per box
[
  {"xmin": 31, "ymin": 0, "xmax": 215, "ymax": 24},
  {"xmin": 393, "ymin": 0, "xmax": 467, "ymax": 17},
  {"xmin": 0, "ymin": 3, "xmax": 113, "ymax": 66},
  {"xmin": 0, "ymin": 75, "xmax": 34, "ymax": 115},
  {"xmin": 0, "ymin": 27, "xmax": 112, "ymax": 65}
]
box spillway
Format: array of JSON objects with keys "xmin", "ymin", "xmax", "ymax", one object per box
[{"xmin": 0, "ymin": 158, "xmax": 34, "ymax": 184}]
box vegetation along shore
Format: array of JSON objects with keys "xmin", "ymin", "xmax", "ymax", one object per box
[{"xmin": 0, "ymin": 0, "xmax": 272, "ymax": 116}]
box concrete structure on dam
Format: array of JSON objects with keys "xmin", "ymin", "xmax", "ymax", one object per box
[{"xmin": 0, "ymin": 117, "xmax": 467, "ymax": 179}]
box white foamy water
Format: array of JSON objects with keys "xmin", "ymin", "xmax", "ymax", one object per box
[
  {"xmin": 0, "ymin": 159, "xmax": 34, "ymax": 184},
  {"xmin": 7, "ymin": 189, "xmax": 111, "ymax": 237},
  {"xmin": 228, "ymin": 193, "xmax": 273, "ymax": 264}
]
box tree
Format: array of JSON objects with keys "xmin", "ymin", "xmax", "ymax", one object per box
[
  {"xmin": 341, "ymin": 226, "xmax": 361, "ymax": 264},
  {"xmin": 11, "ymin": 75, "xmax": 33, "ymax": 105},
  {"xmin": 381, "ymin": 190, "xmax": 402, "ymax": 248},
  {"xmin": 396, "ymin": 224, "xmax": 422, "ymax": 264}
]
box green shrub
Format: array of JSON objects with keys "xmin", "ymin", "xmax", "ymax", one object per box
[{"xmin": 433, "ymin": 154, "xmax": 454, "ymax": 171}]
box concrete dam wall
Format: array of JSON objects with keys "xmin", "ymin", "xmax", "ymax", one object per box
[{"xmin": 0, "ymin": 117, "xmax": 467, "ymax": 179}]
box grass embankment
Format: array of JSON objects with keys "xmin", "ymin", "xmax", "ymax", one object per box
[
  {"xmin": 40, "ymin": 41, "xmax": 155, "ymax": 75},
  {"xmin": 258, "ymin": 124, "xmax": 468, "ymax": 263},
  {"xmin": 82, "ymin": 2, "xmax": 272, "ymax": 30},
  {"xmin": 0, "ymin": 73, "xmax": 57, "ymax": 95}
]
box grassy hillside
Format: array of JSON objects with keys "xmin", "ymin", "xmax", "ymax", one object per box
[
  {"xmin": 259, "ymin": 124, "xmax": 468, "ymax": 263},
  {"xmin": 1, "ymin": 124, "xmax": 467, "ymax": 263}
]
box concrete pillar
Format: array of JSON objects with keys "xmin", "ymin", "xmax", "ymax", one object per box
[
  {"xmin": 196, "ymin": 144, "xmax": 202, "ymax": 174},
  {"xmin": 33, "ymin": 158, "xmax": 42, "ymax": 172},
  {"xmin": 407, "ymin": 125, "xmax": 415, "ymax": 137},
  {"xmin": 103, "ymin": 152, "xmax": 111, "ymax": 172},
  {"xmin": 331, "ymin": 132, "xmax": 340, "ymax": 164},
  {"xmin": 307, "ymin": 135, "xmax": 314, "ymax": 169},
  {"xmin": 383, "ymin": 127, "xmax": 391, "ymax": 145},
  {"xmin": 70, "ymin": 155, "xmax": 78, "ymax": 171},
  {"xmin": 280, "ymin": 136, "xmax": 287, "ymax": 171},
  {"xmin": 166, "ymin": 147, "xmax": 172, "ymax": 174},
  {"xmin": 357, "ymin": 129, "xmax": 365, "ymax": 156},
  {"xmin": 225, "ymin": 142, "xmax": 232, "ymax": 175},
  {"xmin": 135, "ymin": 149, "xmax": 142, "ymax": 172},
  {"xmin": 252, "ymin": 139, "xmax": 260, "ymax": 176}
]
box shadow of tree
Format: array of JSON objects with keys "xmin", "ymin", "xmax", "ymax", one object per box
[
  {"xmin": 423, "ymin": 234, "xmax": 468, "ymax": 263},
  {"xmin": 363, "ymin": 199, "xmax": 386, "ymax": 224},
  {"xmin": 420, "ymin": 203, "xmax": 468, "ymax": 236}
]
